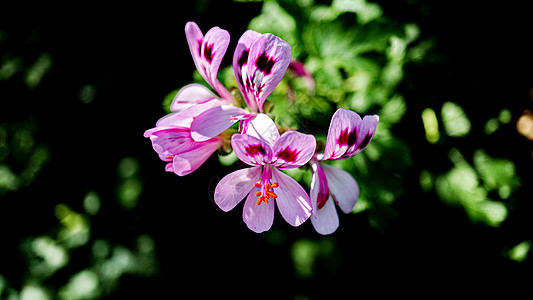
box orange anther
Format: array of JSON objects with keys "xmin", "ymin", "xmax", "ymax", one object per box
[
  {"xmin": 255, "ymin": 191, "xmax": 262, "ymax": 197},
  {"xmin": 256, "ymin": 197, "xmax": 263, "ymax": 205},
  {"xmin": 265, "ymin": 183, "xmax": 271, "ymax": 191},
  {"xmin": 266, "ymin": 191, "xmax": 278, "ymax": 199},
  {"xmin": 254, "ymin": 182, "xmax": 262, "ymax": 188},
  {"xmin": 271, "ymin": 182, "xmax": 279, "ymax": 188},
  {"xmin": 165, "ymin": 155, "xmax": 176, "ymax": 159}
]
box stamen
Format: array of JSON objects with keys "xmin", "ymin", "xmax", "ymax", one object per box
[
  {"xmin": 251, "ymin": 166, "xmax": 280, "ymax": 205},
  {"xmin": 165, "ymin": 155, "xmax": 176, "ymax": 159},
  {"xmin": 266, "ymin": 191, "xmax": 277, "ymax": 199}
]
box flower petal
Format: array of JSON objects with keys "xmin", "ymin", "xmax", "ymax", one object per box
[
  {"xmin": 231, "ymin": 133, "xmax": 273, "ymax": 167},
  {"xmin": 322, "ymin": 108, "xmax": 360, "ymax": 160},
  {"xmin": 271, "ymin": 131, "xmax": 316, "ymax": 169},
  {"xmin": 245, "ymin": 113, "xmax": 280, "ymax": 146},
  {"xmin": 322, "ymin": 109, "xmax": 379, "ymax": 160},
  {"xmin": 144, "ymin": 126, "xmax": 194, "ymax": 156},
  {"xmin": 271, "ymin": 168, "xmax": 312, "ymax": 227},
  {"xmin": 190, "ymin": 105, "xmax": 249, "ymax": 141},
  {"xmin": 172, "ymin": 137, "xmax": 223, "ymax": 176},
  {"xmin": 169, "ymin": 84, "xmax": 219, "ymax": 113},
  {"xmin": 348, "ymin": 114, "xmax": 379, "ymax": 157},
  {"xmin": 233, "ymin": 30, "xmax": 262, "ymax": 112},
  {"xmin": 241, "ymin": 33, "xmax": 291, "ymax": 112},
  {"xmin": 321, "ymin": 163, "xmax": 359, "ymax": 214},
  {"xmin": 310, "ymin": 187, "xmax": 339, "ymax": 235},
  {"xmin": 242, "ymin": 188, "xmax": 275, "ymax": 233},
  {"xmin": 185, "ymin": 22, "xmax": 232, "ymax": 101},
  {"xmin": 157, "ymin": 99, "xmax": 226, "ymax": 128},
  {"xmin": 215, "ymin": 166, "xmax": 261, "ymax": 212}
]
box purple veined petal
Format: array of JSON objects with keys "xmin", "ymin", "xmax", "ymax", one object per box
[
  {"xmin": 185, "ymin": 22, "xmax": 204, "ymax": 71},
  {"xmin": 245, "ymin": 113, "xmax": 280, "ymax": 146},
  {"xmin": 309, "ymin": 160, "xmax": 339, "ymax": 235},
  {"xmin": 344, "ymin": 114, "xmax": 379, "ymax": 157},
  {"xmin": 215, "ymin": 166, "xmax": 262, "ymax": 212},
  {"xmin": 233, "ymin": 30, "xmax": 262, "ymax": 112},
  {"xmin": 271, "ymin": 167, "xmax": 312, "ymax": 227},
  {"xmin": 144, "ymin": 126, "xmax": 195, "ymax": 156},
  {"xmin": 322, "ymin": 108, "xmax": 361, "ymax": 160},
  {"xmin": 170, "ymin": 83, "xmax": 219, "ymax": 113},
  {"xmin": 242, "ymin": 187, "xmax": 275, "ymax": 233},
  {"xmin": 310, "ymin": 185, "xmax": 339, "ymax": 235},
  {"xmin": 171, "ymin": 137, "xmax": 223, "ymax": 176},
  {"xmin": 271, "ymin": 131, "xmax": 316, "ymax": 169},
  {"xmin": 190, "ymin": 105, "xmax": 250, "ymax": 142},
  {"xmin": 184, "ymin": 22, "xmax": 233, "ymax": 102},
  {"xmin": 242, "ymin": 33, "xmax": 292, "ymax": 113},
  {"xmin": 157, "ymin": 99, "xmax": 226, "ymax": 128},
  {"xmin": 231, "ymin": 133, "xmax": 273, "ymax": 167},
  {"xmin": 309, "ymin": 159, "xmax": 329, "ymax": 212},
  {"xmin": 321, "ymin": 163, "xmax": 359, "ymax": 214}
]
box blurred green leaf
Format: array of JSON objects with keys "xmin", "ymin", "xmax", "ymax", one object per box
[{"xmin": 441, "ymin": 101, "xmax": 471, "ymax": 137}]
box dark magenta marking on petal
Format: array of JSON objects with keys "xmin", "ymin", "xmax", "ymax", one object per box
[
  {"xmin": 238, "ymin": 49, "xmax": 249, "ymax": 67},
  {"xmin": 358, "ymin": 134, "xmax": 373, "ymax": 150},
  {"xmin": 246, "ymin": 144, "xmax": 267, "ymax": 156},
  {"xmin": 276, "ymin": 147, "xmax": 300, "ymax": 163},
  {"xmin": 204, "ymin": 44, "xmax": 214, "ymax": 63},
  {"xmin": 317, "ymin": 192, "xmax": 330, "ymax": 209},
  {"xmin": 337, "ymin": 128, "xmax": 357, "ymax": 147},
  {"xmin": 197, "ymin": 40, "xmax": 202, "ymax": 56},
  {"xmin": 255, "ymin": 52, "xmax": 275, "ymax": 75}
]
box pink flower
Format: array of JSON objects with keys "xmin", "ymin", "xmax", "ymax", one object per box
[
  {"xmin": 145, "ymin": 22, "xmax": 291, "ymax": 176},
  {"xmin": 214, "ymin": 114, "xmax": 316, "ymax": 233},
  {"xmin": 189, "ymin": 24, "xmax": 292, "ymax": 141},
  {"xmin": 143, "ymin": 126, "xmax": 223, "ymax": 176},
  {"xmin": 310, "ymin": 108, "xmax": 379, "ymax": 235}
]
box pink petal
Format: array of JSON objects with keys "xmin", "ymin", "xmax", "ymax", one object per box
[
  {"xmin": 322, "ymin": 109, "xmax": 379, "ymax": 160},
  {"xmin": 348, "ymin": 114, "xmax": 379, "ymax": 157},
  {"xmin": 321, "ymin": 163, "xmax": 359, "ymax": 214},
  {"xmin": 271, "ymin": 168, "xmax": 312, "ymax": 227},
  {"xmin": 241, "ymin": 33, "xmax": 292, "ymax": 112},
  {"xmin": 144, "ymin": 126, "xmax": 194, "ymax": 156},
  {"xmin": 271, "ymin": 131, "xmax": 316, "ymax": 169},
  {"xmin": 157, "ymin": 99, "xmax": 226, "ymax": 127},
  {"xmin": 190, "ymin": 105, "xmax": 249, "ymax": 141},
  {"xmin": 245, "ymin": 113, "xmax": 280, "ymax": 146},
  {"xmin": 231, "ymin": 133, "xmax": 273, "ymax": 167},
  {"xmin": 310, "ymin": 186, "xmax": 339, "ymax": 235},
  {"xmin": 242, "ymin": 188, "xmax": 275, "ymax": 233},
  {"xmin": 170, "ymin": 84, "xmax": 219, "ymax": 113},
  {"xmin": 233, "ymin": 30, "xmax": 262, "ymax": 112},
  {"xmin": 184, "ymin": 22, "xmax": 232, "ymax": 101},
  {"xmin": 172, "ymin": 137, "xmax": 223, "ymax": 176},
  {"xmin": 215, "ymin": 166, "xmax": 262, "ymax": 212}
]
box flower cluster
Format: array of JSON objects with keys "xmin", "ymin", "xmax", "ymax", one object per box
[{"xmin": 144, "ymin": 22, "xmax": 379, "ymax": 234}]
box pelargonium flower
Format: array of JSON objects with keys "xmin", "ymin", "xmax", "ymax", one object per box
[
  {"xmin": 143, "ymin": 126, "xmax": 223, "ymax": 176},
  {"xmin": 214, "ymin": 114, "xmax": 316, "ymax": 233},
  {"xmin": 145, "ymin": 22, "xmax": 291, "ymax": 176},
  {"xmin": 189, "ymin": 25, "xmax": 292, "ymax": 141},
  {"xmin": 310, "ymin": 108, "xmax": 379, "ymax": 235}
]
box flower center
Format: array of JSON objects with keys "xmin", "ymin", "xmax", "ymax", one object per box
[{"xmin": 252, "ymin": 165, "xmax": 279, "ymax": 205}]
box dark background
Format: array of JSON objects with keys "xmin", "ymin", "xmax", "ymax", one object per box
[{"xmin": 1, "ymin": 1, "xmax": 532, "ymax": 298}]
